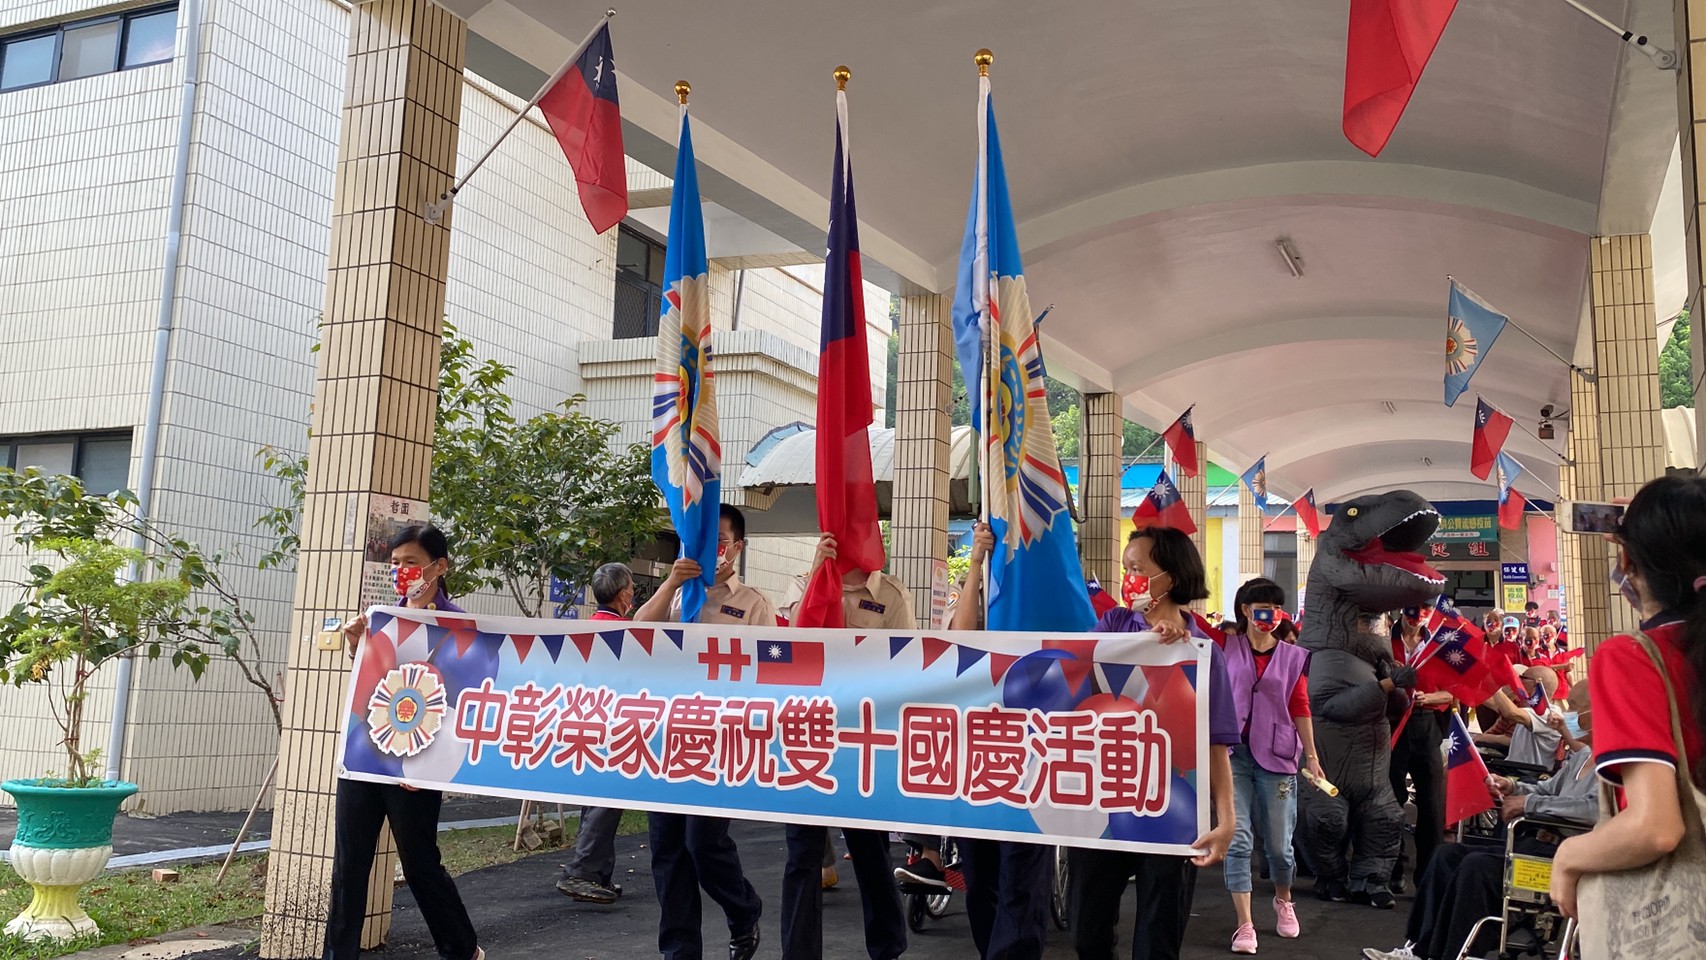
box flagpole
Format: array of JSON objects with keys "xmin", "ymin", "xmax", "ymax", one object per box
[
  {"xmin": 1482, "ymin": 396, "xmax": 1569, "ymax": 465},
  {"xmin": 425, "ymin": 9, "xmax": 616, "ymax": 222},
  {"xmin": 975, "ymin": 49, "xmax": 995, "ymax": 623},
  {"xmin": 1553, "ymin": 0, "xmax": 1678, "ymax": 68},
  {"xmin": 1503, "ymin": 454, "xmax": 1562, "ymax": 499},
  {"xmin": 1447, "ymin": 275, "xmax": 1595, "ymax": 381},
  {"xmin": 1127, "ymin": 404, "xmax": 1195, "ymax": 466},
  {"xmin": 1262, "ymin": 498, "xmax": 1297, "ymax": 532}
]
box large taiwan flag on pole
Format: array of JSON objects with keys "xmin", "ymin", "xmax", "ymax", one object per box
[
  {"xmin": 796, "ymin": 73, "xmax": 882, "ymax": 630},
  {"xmin": 650, "ymin": 90, "xmax": 720, "ymax": 623},
  {"xmin": 535, "ymin": 19, "xmax": 628, "ymax": 234},
  {"xmin": 951, "ymin": 54, "xmax": 1095, "ymax": 634}
]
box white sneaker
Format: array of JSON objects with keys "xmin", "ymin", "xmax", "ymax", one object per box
[{"xmin": 1362, "ymin": 946, "xmax": 1418, "ymax": 960}]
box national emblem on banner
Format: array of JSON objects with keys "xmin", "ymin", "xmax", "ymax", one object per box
[{"xmin": 366, "ymin": 662, "xmax": 448, "ymax": 757}]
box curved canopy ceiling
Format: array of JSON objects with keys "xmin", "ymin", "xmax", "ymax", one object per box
[{"xmin": 441, "ymin": 0, "xmax": 1679, "ymax": 504}]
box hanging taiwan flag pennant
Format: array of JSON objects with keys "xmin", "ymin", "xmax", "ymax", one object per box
[
  {"xmin": 1444, "ymin": 280, "xmax": 1509, "ymax": 407},
  {"xmin": 1241, "ymin": 456, "xmax": 1269, "ymax": 511},
  {"xmin": 1495, "ymin": 451, "xmax": 1528, "ymax": 530},
  {"xmin": 1161, "ymin": 407, "xmax": 1200, "ymax": 478},
  {"xmin": 950, "ymin": 55, "xmax": 1095, "ymax": 633},
  {"xmin": 1295, "ymin": 487, "xmax": 1322, "ymax": 538},
  {"xmin": 1132, "ymin": 470, "xmax": 1196, "ymax": 536},
  {"xmin": 1470, "ymin": 397, "xmax": 1514, "ymax": 480},
  {"xmin": 650, "ymin": 90, "xmax": 720, "ymax": 624},
  {"xmin": 535, "ymin": 17, "xmax": 628, "ymax": 233}
]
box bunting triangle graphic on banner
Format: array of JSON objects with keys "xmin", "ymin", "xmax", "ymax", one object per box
[
  {"xmin": 1139, "ymin": 664, "xmax": 1181, "ymax": 703},
  {"xmin": 1099, "ymin": 662, "xmax": 1136, "ymax": 698},
  {"xmin": 1042, "ymin": 638, "xmax": 1098, "ymax": 662},
  {"xmin": 628, "ymin": 628, "xmax": 654, "ymax": 655},
  {"xmin": 450, "ymin": 626, "xmax": 478, "ymax": 658},
  {"xmin": 539, "ymin": 635, "xmax": 565, "ymax": 662},
  {"xmin": 665, "ymin": 629, "xmax": 685, "ymax": 650},
  {"xmin": 394, "ymin": 616, "xmax": 424, "ymax": 646},
  {"xmin": 1056, "ymin": 656, "xmax": 1093, "ymax": 697},
  {"xmin": 600, "ymin": 630, "xmax": 625, "ymax": 658},
  {"xmin": 853, "ymin": 635, "xmax": 867, "ymax": 646},
  {"xmin": 370, "ymin": 610, "xmax": 395, "ymax": 637},
  {"xmin": 889, "ymin": 636, "xmax": 914, "ymax": 659},
  {"xmin": 956, "ymin": 644, "xmax": 988, "ymax": 677},
  {"xmin": 571, "ymin": 633, "xmax": 597, "ymax": 661},
  {"xmin": 511, "ymin": 635, "xmax": 536, "ymax": 663},
  {"xmin": 920, "ymin": 637, "xmax": 951, "ymax": 669},
  {"xmin": 989, "ymin": 653, "xmax": 1020, "ymax": 685}
]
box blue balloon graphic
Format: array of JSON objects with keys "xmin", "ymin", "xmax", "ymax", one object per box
[
  {"xmin": 1002, "ymin": 649, "xmax": 1093, "ymax": 713},
  {"xmin": 1107, "ymin": 773, "xmax": 1199, "ymax": 846}
]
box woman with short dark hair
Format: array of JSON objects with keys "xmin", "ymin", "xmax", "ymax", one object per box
[
  {"xmin": 1068, "ymin": 526, "xmax": 1237, "ymax": 960},
  {"xmin": 328, "ymin": 525, "xmax": 482, "ymax": 960}
]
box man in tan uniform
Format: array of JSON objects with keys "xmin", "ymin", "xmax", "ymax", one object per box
[
  {"xmin": 635, "ymin": 504, "xmax": 768, "ymax": 960},
  {"xmin": 778, "ymin": 532, "xmax": 910, "ymax": 960}
]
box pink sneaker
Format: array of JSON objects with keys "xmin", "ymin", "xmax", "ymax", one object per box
[
  {"xmin": 1231, "ymin": 922, "xmax": 1258, "ymax": 954},
  {"xmin": 1274, "ymin": 896, "xmax": 1300, "ymax": 938}
]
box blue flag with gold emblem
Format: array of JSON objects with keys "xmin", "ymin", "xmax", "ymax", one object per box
[
  {"xmin": 650, "ymin": 105, "xmax": 720, "ymax": 623},
  {"xmin": 952, "ymin": 75, "xmax": 1094, "ymax": 633}
]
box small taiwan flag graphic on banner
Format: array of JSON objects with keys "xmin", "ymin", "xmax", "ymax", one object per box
[{"xmin": 756, "ymin": 639, "xmax": 825, "ymax": 686}]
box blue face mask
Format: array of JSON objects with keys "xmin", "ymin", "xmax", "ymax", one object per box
[
  {"xmin": 1609, "ymin": 564, "xmax": 1642, "ymax": 611},
  {"xmin": 1563, "ymin": 710, "xmax": 1588, "ymax": 740}
]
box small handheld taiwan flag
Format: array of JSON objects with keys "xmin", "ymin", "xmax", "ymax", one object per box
[
  {"xmin": 1132, "ymin": 470, "xmax": 1196, "ymax": 535},
  {"xmin": 1086, "ymin": 577, "xmax": 1118, "ymax": 617},
  {"xmin": 1161, "ymin": 407, "xmax": 1200, "ymax": 478},
  {"xmin": 1444, "ymin": 711, "xmax": 1495, "ymax": 826}
]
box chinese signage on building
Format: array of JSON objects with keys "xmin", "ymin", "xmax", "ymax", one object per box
[
  {"xmin": 341, "ymin": 607, "xmax": 1210, "ymax": 855},
  {"xmin": 1432, "ymin": 515, "xmax": 1497, "ymax": 541}
]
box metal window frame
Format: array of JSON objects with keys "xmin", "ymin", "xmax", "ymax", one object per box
[
  {"xmin": 0, "ymin": 3, "xmax": 177, "ymax": 92},
  {"xmin": 0, "ymin": 430, "xmax": 135, "ymax": 485},
  {"xmin": 613, "ymin": 223, "xmax": 667, "ymax": 340}
]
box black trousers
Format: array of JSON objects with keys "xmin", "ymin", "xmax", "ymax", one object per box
[
  {"xmin": 1067, "ymin": 848, "xmax": 1195, "ymax": 960},
  {"xmin": 1405, "ymin": 837, "xmax": 1556, "ymax": 960},
  {"xmin": 323, "ymin": 779, "xmax": 477, "ymax": 960},
  {"xmin": 957, "ymin": 838, "xmax": 1051, "ymax": 960},
  {"xmin": 781, "ymin": 824, "xmax": 905, "ymax": 960},
  {"xmin": 648, "ymin": 812, "xmax": 762, "ymax": 960},
  {"xmin": 1389, "ymin": 708, "xmax": 1448, "ymax": 885}
]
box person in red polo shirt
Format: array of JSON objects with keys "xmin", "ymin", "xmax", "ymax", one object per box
[{"xmin": 1550, "ymin": 474, "xmax": 1706, "ymax": 923}]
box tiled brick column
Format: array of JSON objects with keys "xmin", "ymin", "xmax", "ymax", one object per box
[
  {"xmin": 891, "ymin": 292, "xmax": 955, "ymax": 625},
  {"xmin": 1295, "ymin": 531, "xmax": 1315, "ymax": 614},
  {"xmin": 1174, "ymin": 441, "xmax": 1208, "ymax": 557},
  {"xmin": 1558, "ymin": 369, "xmax": 1609, "ymax": 657},
  {"xmin": 1080, "ymin": 393, "xmax": 1123, "ymax": 586},
  {"xmin": 260, "ymin": 2, "xmax": 464, "ymax": 955},
  {"xmin": 1677, "ymin": 0, "xmax": 1706, "ymax": 455},
  {"xmin": 1238, "ymin": 482, "xmax": 1264, "ymax": 586}
]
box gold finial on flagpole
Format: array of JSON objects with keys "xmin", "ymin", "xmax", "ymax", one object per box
[
  {"xmin": 675, "ymin": 80, "xmax": 691, "ymax": 105},
  {"xmin": 975, "ymin": 49, "xmax": 993, "ymax": 76},
  {"xmin": 834, "ymin": 66, "xmax": 850, "ymax": 91}
]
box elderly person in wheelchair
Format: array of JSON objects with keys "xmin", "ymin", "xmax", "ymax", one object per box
[{"xmin": 1363, "ymin": 682, "xmax": 1595, "ymax": 960}]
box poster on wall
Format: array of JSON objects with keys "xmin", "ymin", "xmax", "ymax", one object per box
[
  {"xmin": 1502, "ymin": 584, "xmax": 1529, "ymax": 611},
  {"xmin": 360, "ymin": 496, "xmax": 431, "ymax": 612},
  {"xmin": 930, "ymin": 559, "xmax": 952, "ymax": 629}
]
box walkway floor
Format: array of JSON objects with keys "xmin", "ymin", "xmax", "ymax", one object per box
[{"xmin": 172, "ymin": 820, "xmax": 1408, "ymax": 960}]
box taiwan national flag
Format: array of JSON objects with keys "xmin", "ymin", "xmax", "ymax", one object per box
[
  {"xmin": 535, "ymin": 21, "xmax": 628, "ymax": 234},
  {"xmin": 950, "ymin": 68, "xmax": 1095, "ymax": 634},
  {"xmin": 1162, "ymin": 407, "xmax": 1200, "ymax": 478},
  {"xmin": 1132, "ymin": 469, "xmax": 1196, "ymax": 536},
  {"xmin": 1444, "ymin": 280, "xmax": 1509, "ymax": 407},
  {"xmin": 1496, "ymin": 451, "xmax": 1527, "ymax": 531},
  {"xmin": 1343, "ymin": 0, "xmax": 1460, "ymax": 158},
  {"xmin": 796, "ymin": 86, "xmax": 882, "ymax": 630},
  {"xmin": 1470, "ymin": 397, "xmax": 1514, "ymax": 480},
  {"xmin": 755, "ymin": 639, "xmax": 825, "ymax": 686},
  {"xmin": 1295, "ymin": 487, "xmax": 1322, "ymax": 538},
  {"xmin": 649, "ymin": 104, "xmax": 720, "ymax": 624},
  {"xmin": 1415, "ymin": 611, "xmax": 1517, "ymax": 707},
  {"xmin": 1444, "ymin": 711, "xmax": 1495, "ymax": 826},
  {"xmin": 1087, "ymin": 577, "xmax": 1119, "ymax": 617}
]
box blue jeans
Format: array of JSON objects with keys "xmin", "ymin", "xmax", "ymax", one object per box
[{"xmin": 1226, "ymin": 744, "xmax": 1297, "ymax": 894}]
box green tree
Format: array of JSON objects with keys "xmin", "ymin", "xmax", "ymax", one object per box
[
  {"xmin": 260, "ymin": 323, "xmax": 663, "ymax": 617},
  {"xmin": 1660, "ymin": 312, "xmax": 1694, "ymax": 408},
  {"xmin": 1052, "ymin": 404, "xmax": 1081, "ymax": 459}
]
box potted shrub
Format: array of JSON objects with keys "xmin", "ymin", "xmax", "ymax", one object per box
[{"xmin": 0, "ymin": 472, "xmax": 280, "ymax": 941}]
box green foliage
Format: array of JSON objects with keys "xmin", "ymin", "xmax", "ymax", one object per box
[
  {"xmin": 1052, "ymin": 405, "xmax": 1081, "ymax": 459},
  {"xmin": 946, "ymin": 543, "xmax": 973, "ymax": 585},
  {"xmin": 1660, "ymin": 312, "xmax": 1694, "ymax": 409},
  {"xmin": 0, "ymin": 471, "xmax": 281, "ymax": 785},
  {"xmin": 254, "ymin": 445, "xmax": 305, "ymax": 572},
  {"xmin": 259, "ymin": 322, "xmax": 663, "ymax": 617}
]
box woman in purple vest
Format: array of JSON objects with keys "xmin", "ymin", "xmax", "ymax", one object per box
[{"xmin": 1221, "ymin": 576, "xmax": 1323, "ymax": 955}]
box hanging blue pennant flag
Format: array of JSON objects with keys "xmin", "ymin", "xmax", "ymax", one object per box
[
  {"xmin": 1241, "ymin": 456, "xmax": 1270, "ymax": 512},
  {"xmin": 1444, "ymin": 280, "xmax": 1509, "ymax": 407}
]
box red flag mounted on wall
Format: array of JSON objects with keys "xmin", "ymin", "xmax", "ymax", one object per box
[
  {"xmin": 1343, "ymin": 0, "xmax": 1460, "ymax": 157},
  {"xmin": 1295, "ymin": 488, "xmax": 1323, "ymax": 538},
  {"xmin": 536, "ymin": 21, "xmax": 629, "ymax": 233},
  {"xmin": 796, "ymin": 81, "xmax": 882, "ymax": 630},
  {"xmin": 1161, "ymin": 407, "xmax": 1200, "ymax": 478},
  {"xmin": 1470, "ymin": 397, "xmax": 1514, "ymax": 481}
]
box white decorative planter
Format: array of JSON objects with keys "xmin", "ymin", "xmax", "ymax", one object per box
[{"xmin": 3, "ymin": 844, "xmax": 112, "ymax": 941}]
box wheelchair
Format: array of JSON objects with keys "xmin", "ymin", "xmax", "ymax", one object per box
[
  {"xmin": 1457, "ymin": 758, "xmax": 1556, "ymax": 846},
  {"xmin": 897, "ymin": 837, "xmax": 960, "ymax": 932},
  {"xmin": 1452, "ymin": 815, "xmax": 1589, "ymax": 960}
]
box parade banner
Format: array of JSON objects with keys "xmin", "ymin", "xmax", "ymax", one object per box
[{"xmin": 339, "ymin": 607, "xmax": 1211, "ymax": 855}]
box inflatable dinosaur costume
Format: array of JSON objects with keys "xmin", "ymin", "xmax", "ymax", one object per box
[{"xmin": 1298, "ymin": 490, "xmax": 1446, "ymax": 903}]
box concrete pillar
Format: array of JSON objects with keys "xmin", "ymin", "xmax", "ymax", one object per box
[
  {"xmin": 1558, "ymin": 368, "xmax": 1610, "ymax": 656},
  {"xmin": 1174, "ymin": 441, "xmax": 1208, "ymax": 558},
  {"xmin": 890, "ymin": 292, "xmax": 954, "ymax": 626},
  {"xmin": 1677, "ymin": 0, "xmax": 1706, "ymax": 448},
  {"xmin": 1295, "ymin": 530, "xmax": 1315, "ymax": 615},
  {"xmin": 261, "ymin": 2, "xmax": 465, "ymax": 955},
  {"xmin": 1237, "ymin": 481, "xmax": 1264, "ymax": 586},
  {"xmin": 1080, "ymin": 393, "xmax": 1123, "ymax": 586}
]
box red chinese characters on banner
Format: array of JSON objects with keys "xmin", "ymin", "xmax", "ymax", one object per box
[
  {"xmin": 1096, "ymin": 711, "xmax": 1172, "ymax": 814},
  {"xmin": 500, "ymin": 682, "xmax": 563, "ymax": 770},
  {"xmin": 777, "ymin": 696, "xmax": 839, "ymax": 792},
  {"xmin": 608, "ymin": 691, "xmax": 667, "ymax": 777},
  {"xmin": 899, "ymin": 705, "xmax": 961, "ymax": 798},
  {"xmin": 964, "ymin": 705, "xmax": 1032, "ymax": 805},
  {"xmin": 454, "ymin": 678, "xmax": 508, "ymax": 764},
  {"xmin": 662, "ymin": 694, "xmax": 722, "ymax": 784},
  {"xmin": 1028, "ymin": 710, "xmax": 1097, "ymax": 807},
  {"xmin": 554, "ymin": 685, "xmax": 614, "ymax": 773},
  {"xmin": 718, "ymin": 699, "xmax": 779, "ymax": 787}
]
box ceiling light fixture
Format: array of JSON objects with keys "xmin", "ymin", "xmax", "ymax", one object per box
[
  {"xmin": 1382, "ymin": 401, "xmax": 1397, "ymax": 415},
  {"xmin": 1274, "ymin": 238, "xmax": 1304, "ymax": 279}
]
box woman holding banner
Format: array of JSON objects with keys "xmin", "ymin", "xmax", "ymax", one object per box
[
  {"xmin": 1071, "ymin": 526, "xmax": 1237, "ymax": 960},
  {"xmin": 1218, "ymin": 577, "xmax": 1323, "ymax": 954}
]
